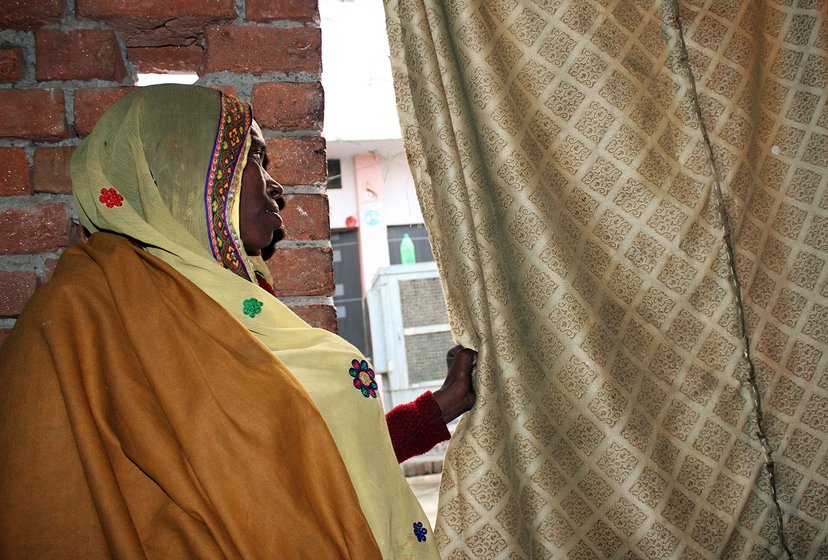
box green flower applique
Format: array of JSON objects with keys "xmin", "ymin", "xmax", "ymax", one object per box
[{"xmin": 242, "ymin": 298, "xmax": 263, "ymax": 318}]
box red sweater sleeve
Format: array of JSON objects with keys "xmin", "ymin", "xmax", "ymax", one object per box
[{"xmin": 385, "ymin": 391, "xmax": 451, "ymax": 464}]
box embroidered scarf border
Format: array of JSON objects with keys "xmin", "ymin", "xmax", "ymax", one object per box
[{"xmin": 204, "ymin": 92, "xmax": 252, "ymax": 281}]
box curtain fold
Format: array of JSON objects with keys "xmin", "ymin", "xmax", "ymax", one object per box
[{"xmin": 385, "ymin": 0, "xmax": 827, "ymax": 557}]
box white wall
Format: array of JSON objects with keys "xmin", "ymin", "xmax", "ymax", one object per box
[
  {"xmin": 377, "ymin": 146, "xmax": 424, "ymax": 226},
  {"xmin": 326, "ymin": 153, "xmax": 358, "ymax": 229},
  {"xmin": 321, "ymin": 0, "xmax": 425, "ymax": 289},
  {"xmin": 327, "ymin": 140, "xmax": 423, "ymax": 230},
  {"xmin": 320, "ymin": 0, "xmax": 401, "ymax": 142}
]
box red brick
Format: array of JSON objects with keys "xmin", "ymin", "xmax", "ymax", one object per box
[
  {"xmin": 267, "ymin": 246, "xmax": 333, "ymax": 296},
  {"xmin": 211, "ymin": 85, "xmax": 238, "ymax": 98},
  {"xmin": 36, "ymin": 29, "xmax": 126, "ymax": 82},
  {"xmin": 0, "ymin": 47, "xmax": 24, "ymax": 82},
  {"xmin": 77, "ymin": 0, "xmax": 234, "ymax": 47},
  {"xmin": 77, "ymin": 0, "xmax": 235, "ymax": 22},
  {"xmin": 0, "ymin": 270, "xmax": 38, "ymax": 317},
  {"xmin": 205, "ymin": 26, "xmax": 321, "ymax": 75},
  {"xmin": 43, "ymin": 257, "xmax": 60, "ymax": 283},
  {"xmin": 74, "ymin": 87, "xmax": 134, "ymax": 137},
  {"xmin": 0, "ymin": 148, "xmax": 31, "ymax": 196},
  {"xmin": 0, "ymin": 0, "xmax": 62, "ymax": 29},
  {"xmin": 281, "ymin": 194, "xmax": 329, "ymax": 241},
  {"xmin": 33, "ymin": 146, "xmax": 75, "ymax": 194},
  {"xmin": 0, "ymin": 329, "xmax": 10, "ymax": 347},
  {"xmin": 252, "ymin": 82, "xmax": 323, "ymax": 131},
  {"xmin": 0, "ymin": 203, "xmax": 71, "ymax": 255},
  {"xmin": 287, "ymin": 303, "xmax": 337, "ymax": 332},
  {"xmin": 264, "ymin": 136, "xmax": 326, "ymax": 186},
  {"xmin": 127, "ymin": 45, "xmax": 204, "ymax": 74},
  {"xmin": 0, "ymin": 89, "xmax": 67, "ymax": 140},
  {"xmin": 246, "ymin": 0, "xmax": 319, "ymax": 23}
]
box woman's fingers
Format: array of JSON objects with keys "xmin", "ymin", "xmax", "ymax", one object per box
[{"xmin": 446, "ymin": 344, "xmax": 462, "ymax": 368}]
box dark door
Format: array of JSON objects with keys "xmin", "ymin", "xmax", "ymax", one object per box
[{"xmin": 331, "ymin": 229, "xmax": 367, "ymax": 354}]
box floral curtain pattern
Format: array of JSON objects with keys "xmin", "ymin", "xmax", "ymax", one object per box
[{"xmin": 385, "ymin": 0, "xmax": 827, "ymax": 558}]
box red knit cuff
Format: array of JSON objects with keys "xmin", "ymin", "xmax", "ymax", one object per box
[{"xmin": 385, "ymin": 390, "xmax": 451, "ymax": 463}]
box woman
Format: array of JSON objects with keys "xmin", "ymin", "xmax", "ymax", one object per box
[{"xmin": 0, "ymin": 85, "xmax": 474, "ymax": 558}]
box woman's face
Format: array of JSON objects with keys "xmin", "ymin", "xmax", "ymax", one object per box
[{"xmin": 239, "ymin": 120, "xmax": 285, "ymax": 254}]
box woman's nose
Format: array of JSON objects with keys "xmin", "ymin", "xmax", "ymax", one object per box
[
  {"xmin": 267, "ymin": 178, "xmax": 284, "ymax": 198},
  {"xmin": 266, "ymin": 178, "xmax": 286, "ymax": 210}
]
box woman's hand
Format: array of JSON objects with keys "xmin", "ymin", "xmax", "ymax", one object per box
[{"xmin": 432, "ymin": 345, "xmax": 477, "ymax": 424}]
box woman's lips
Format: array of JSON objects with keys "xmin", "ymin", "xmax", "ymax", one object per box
[
  {"xmin": 266, "ymin": 208, "xmax": 282, "ymax": 228},
  {"xmin": 267, "ymin": 195, "xmax": 286, "ymax": 242}
]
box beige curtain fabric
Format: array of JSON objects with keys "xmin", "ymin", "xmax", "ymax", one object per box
[{"xmin": 385, "ymin": 1, "xmax": 827, "ymax": 558}]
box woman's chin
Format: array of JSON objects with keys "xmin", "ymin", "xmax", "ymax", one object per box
[{"xmin": 260, "ymin": 229, "xmax": 285, "ymax": 260}]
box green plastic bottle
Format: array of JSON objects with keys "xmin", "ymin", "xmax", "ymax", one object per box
[{"xmin": 400, "ymin": 233, "xmax": 416, "ymax": 264}]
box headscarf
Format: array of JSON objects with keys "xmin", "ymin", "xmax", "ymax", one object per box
[
  {"xmin": 71, "ymin": 84, "xmax": 438, "ymax": 559},
  {"xmin": 73, "ymin": 84, "xmax": 260, "ymax": 281}
]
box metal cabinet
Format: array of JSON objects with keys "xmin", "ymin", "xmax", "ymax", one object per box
[{"xmin": 365, "ymin": 262, "xmax": 453, "ymax": 410}]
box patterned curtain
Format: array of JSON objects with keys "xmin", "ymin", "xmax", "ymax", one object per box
[{"xmin": 385, "ymin": 1, "xmax": 827, "ymax": 558}]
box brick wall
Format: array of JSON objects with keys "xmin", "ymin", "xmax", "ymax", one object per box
[{"xmin": 0, "ymin": 0, "xmax": 336, "ymax": 343}]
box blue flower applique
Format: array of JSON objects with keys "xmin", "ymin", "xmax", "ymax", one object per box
[
  {"xmin": 349, "ymin": 359, "xmax": 378, "ymax": 398},
  {"xmin": 413, "ymin": 521, "xmax": 427, "ymax": 542}
]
